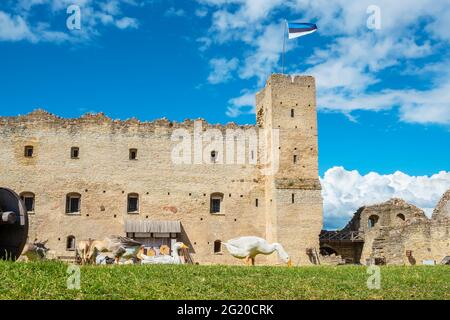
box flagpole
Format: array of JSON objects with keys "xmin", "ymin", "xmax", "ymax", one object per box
[{"xmin": 282, "ymin": 19, "xmax": 286, "ymax": 74}]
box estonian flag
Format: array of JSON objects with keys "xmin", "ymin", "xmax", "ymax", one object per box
[{"xmin": 287, "ymin": 22, "xmax": 317, "ymax": 40}]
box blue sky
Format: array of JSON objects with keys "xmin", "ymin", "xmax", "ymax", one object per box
[{"xmin": 0, "ymin": 0, "xmax": 449, "ymax": 228}]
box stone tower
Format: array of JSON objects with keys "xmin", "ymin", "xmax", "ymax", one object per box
[{"xmin": 256, "ymin": 74, "xmax": 323, "ymax": 265}]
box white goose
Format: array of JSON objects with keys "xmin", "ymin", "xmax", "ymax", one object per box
[
  {"xmin": 222, "ymin": 236, "xmax": 292, "ymax": 267},
  {"xmin": 137, "ymin": 242, "xmax": 188, "ymax": 265}
]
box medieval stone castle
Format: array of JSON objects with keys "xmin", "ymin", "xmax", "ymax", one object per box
[
  {"xmin": 0, "ymin": 74, "xmax": 323, "ymax": 265},
  {"xmin": 0, "ymin": 73, "xmax": 448, "ymax": 265}
]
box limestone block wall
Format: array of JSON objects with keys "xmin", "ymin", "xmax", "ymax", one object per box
[
  {"xmin": 323, "ymin": 242, "xmax": 363, "ymax": 264},
  {"xmin": 0, "ymin": 112, "xmax": 266, "ymax": 264},
  {"xmin": 256, "ymin": 74, "xmax": 323, "ymax": 265},
  {"xmin": 430, "ymin": 191, "xmax": 450, "ymax": 263},
  {"xmin": 0, "ymin": 74, "xmax": 324, "ymax": 265}
]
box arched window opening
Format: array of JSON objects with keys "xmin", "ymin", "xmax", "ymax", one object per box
[
  {"xmin": 210, "ymin": 193, "xmax": 224, "ymax": 214},
  {"xmin": 20, "ymin": 192, "xmax": 35, "ymax": 213},
  {"xmin": 127, "ymin": 193, "xmax": 139, "ymax": 213},
  {"xmin": 397, "ymin": 213, "xmax": 406, "ymax": 222},
  {"xmin": 66, "ymin": 236, "xmax": 76, "ymax": 251},
  {"xmin": 129, "ymin": 148, "xmax": 138, "ymax": 160},
  {"xmin": 368, "ymin": 215, "xmax": 379, "ymax": 229},
  {"xmin": 66, "ymin": 193, "xmax": 81, "ymax": 214},
  {"xmin": 214, "ymin": 240, "xmax": 222, "ymax": 253}
]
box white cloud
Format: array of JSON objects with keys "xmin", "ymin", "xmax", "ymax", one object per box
[
  {"xmin": 35, "ymin": 22, "xmax": 72, "ymax": 42},
  {"xmin": 207, "ymin": 57, "xmax": 239, "ymax": 84},
  {"xmin": 426, "ymin": 6, "xmax": 450, "ymax": 42},
  {"xmin": 200, "ymin": 0, "xmax": 283, "ymax": 30},
  {"xmin": 321, "ymin": 167, "xmax": 450, "ymax": 229},
  {"xmin": 316, "ymin": 64, "xmax": 450, "ymax": 125},
  {"xmin": 196, "ymin": 36, "xmax": 212, "ymax": 51},
  {"xmin": 238, "ymin": 22, "xmax": 285, "ymax": 85},
  {"xmin": 197, "ymin": 0, "xmax": 450, "ymax": 124},
  {"xmin": 301, "ymin": 31, "xmax": 440, "ymax": 122},
  {"xmin": 195, "ymin": 8, "xmax": 208, "ymax": 18},
  {"xmin": 398, "ymin": 81, "xmax": 450, "ymax": 125},
  {"xmin": 164, "ymin": 7, "xmax": 186, "ymax": 18},
  {"xmin": 305, "ymin": 36, "xmax": 432, "ymax": 89},
  {"xmin": 306, "ymin": 60, "xmax": 378, "ymax": 93},
  {"xmin": 0, "ymin": 11, "xmax": 35, "ymax": 42},
  {"xmin": 1, "ymin": 0, "xmax": 146, "ymax": 44},
  {"xmin": 100, "ymin": 0, "xmax": 121, "ymax": 15},
  {"xmin": 115, "ymin": 17, "xmax": 138, "ymax": 29},
  {"xmin": 226, "ymin": 90, "xmax": 255, "ymax": 117}
]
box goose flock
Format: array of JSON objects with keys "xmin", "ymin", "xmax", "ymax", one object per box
[
  {"xmin": 76, "ymin": 235, "xmax": 292, "ymax": 267},
  {"xmin": 137, "ymin": 242, "xmax": 188, "ymax": 265}
]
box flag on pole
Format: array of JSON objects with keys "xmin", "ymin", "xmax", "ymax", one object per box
[{"xmin": 287, "ymin": 22, "xmax": 317, "ymax": 39}]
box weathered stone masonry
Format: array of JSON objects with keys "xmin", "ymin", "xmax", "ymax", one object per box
[
  {"xmin": 0, "ymin": 74, "xmax": 323, "ymax": 265},
  {"xmin": 320, "ymin": 192, "xmax": 450, "ymax": 265}
]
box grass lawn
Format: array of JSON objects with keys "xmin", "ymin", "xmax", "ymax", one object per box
[{"xmin": 0, "ymin": 261, "xmax": 448, "ymax": 300}]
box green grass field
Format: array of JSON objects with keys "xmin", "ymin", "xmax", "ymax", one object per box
[{"xmin": 0, "ymin": 261, "xmax": 448, "ymax": 300}]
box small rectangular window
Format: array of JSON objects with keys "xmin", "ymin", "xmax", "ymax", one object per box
[
  {"xmin": 291, "ymin": 109, "xmax": 295, "ymax": 118},
  {"xmin": 292, "ymin": 194, "xmax": 295, "ymax": 204},
  {"xmin": 24, "ymin": 197, "xmax": 35, "ymax": 212},
  {"xmin": 67, "ymin": 196, "xmax": 80, "ymax": 213},
  {"xmin": 71, "ymin": 147, "xmax": 79, "ymax": 159},
  {"xmin": 70, "ymin": 198, "xmax": 79, "ymax": 212},
  {"xmin": 293, "ymin": 155, "xmax": 297, "ymax": 164},
  {"xmin": 214, "ymin": 240, "xmax": 222, "ymax": 253},
  {"xmin": 255, "ymin": 199, "xmax": 259, "ymax": 207},
  {"xmin": 67, "ymin": 237, "xmax": 76, "ymax": 251},
  {"xmin": 128, "ymin": 196, "xmax": 139, "ymax": 213},
  {"xmin": 24, "ymin": 146, "xmax": 34, "ymax": 158},
  {"xmin": 211, "ymin": 199, "xmax": 221, "ymax": 213},
  {"xmin": 129, "ymin": 149, "xmax": 138, "ymax": 160}
]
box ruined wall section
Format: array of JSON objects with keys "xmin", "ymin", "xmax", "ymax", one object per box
[
  {"xmin": 359, "ymin": 200, "xmax": 428, "ymax": 264},
  {"xmin": 356, "ymin": 195, "xmax": 449, "ymax": 265},
  {"xmin": 430, "ymin": 189, "xmax": 450, "ymax": 263},
  {"xmin": 432, "ymin": 189, "xmax": 450, "ymax": 221}
]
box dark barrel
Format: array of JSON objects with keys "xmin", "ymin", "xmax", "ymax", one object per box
[{"xmin": 0, "ymin": 188, "xmax": 29, "ymax": 261}]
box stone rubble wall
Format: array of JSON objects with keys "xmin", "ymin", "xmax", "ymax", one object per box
[{"xmin": 352, "ymin": 194, "xmax": 449, "ymax": 265}]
